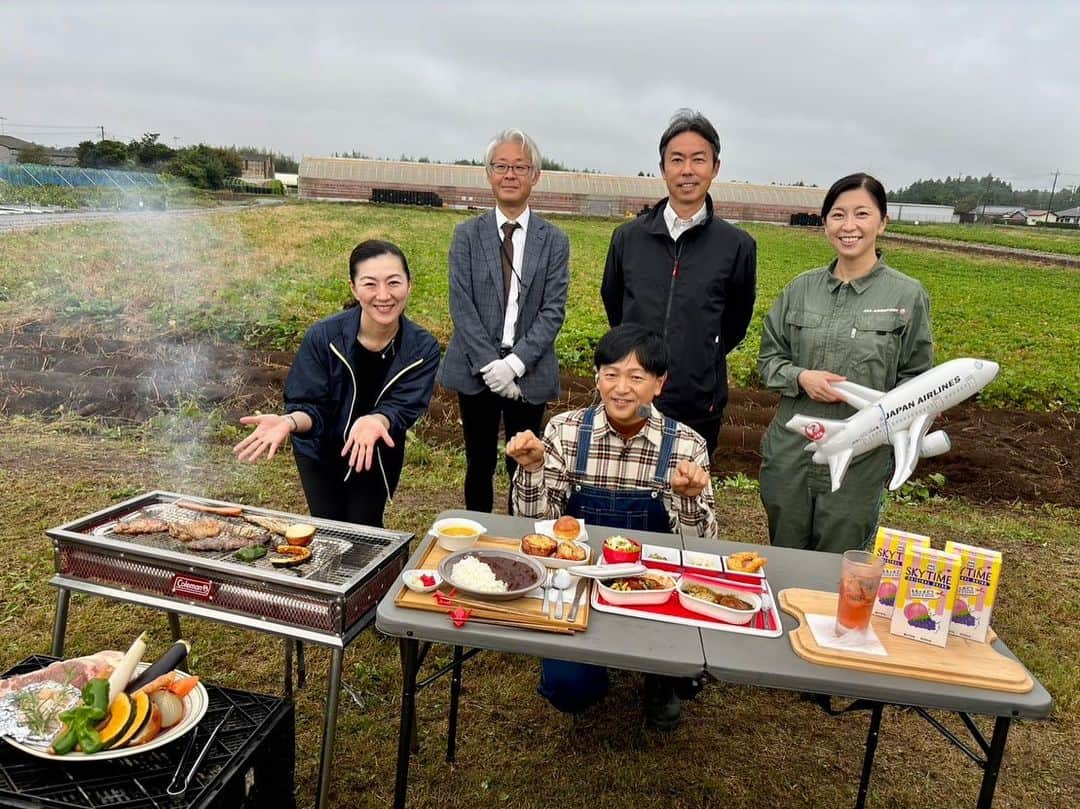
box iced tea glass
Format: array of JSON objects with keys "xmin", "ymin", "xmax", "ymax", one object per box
[{"xmin": 836, "ymin": 550, "xmax": 884, "ymax": 635}]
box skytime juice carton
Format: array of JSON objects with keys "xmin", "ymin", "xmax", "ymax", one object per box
[
  {"xmin": 943, "ymin": 541, "xmax": 1003, "ymax": 643},
  {"xmin": 889, "ymin": 545, "xmax": 961, "ymax": 647},
  {"xmin": 871, "ymin": 527, "xmax": 932, "ymax": 619}
]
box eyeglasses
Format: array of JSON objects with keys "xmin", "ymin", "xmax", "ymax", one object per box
[{"xmin": 489, "ymin": 162, "xmax": 533, "ymax": 176}]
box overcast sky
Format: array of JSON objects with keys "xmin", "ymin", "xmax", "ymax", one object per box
[{"xmin": 3, "ymin": 1, "xmax": 1077, "ymax": 190}]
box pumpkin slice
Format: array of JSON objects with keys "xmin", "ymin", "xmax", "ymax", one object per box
[
  {"xmin": 111, "ymin": 691, "xmax": 152, "ymax": 749},
  {"xmin": 97, "ymin": 693, "xmax": 136, "ymax": 750},
  {"xmin": 128, "ymin": 703, "xmax": 162, "ymax": 746}
]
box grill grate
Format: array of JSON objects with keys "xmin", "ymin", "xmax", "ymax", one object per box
[{"xmin": 47, "ymin": 491, "xmax": 412, "ymax": 642}]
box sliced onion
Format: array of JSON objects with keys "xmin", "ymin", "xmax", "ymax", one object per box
[{"xmin": 149, "ymin": 690, "xmax": 184, "ymax": 728}]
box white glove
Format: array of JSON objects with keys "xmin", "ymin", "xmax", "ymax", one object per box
[
  {"xmin": 503, "ymin": 381, "xmax": 523, "ymax": 400},
  {"xmin": 480, "ymin": 358, "xmax": 518, "ymax": 395}
]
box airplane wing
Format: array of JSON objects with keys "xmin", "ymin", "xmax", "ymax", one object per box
[
  {"xmin": 827, "ymin": 448, "xmax": 855, "ymax": 493},
  {"xmin": 888, "ymin": 413, "xmax": 934, "ymax": 490},
  {"xmin": 828, "ymin": 380, "xmax": 886, "ymax": 410}
]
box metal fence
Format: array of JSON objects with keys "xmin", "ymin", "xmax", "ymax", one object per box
[{"xmin": 0, "ymin": 163, "xmax": 169, "ymax": 188}]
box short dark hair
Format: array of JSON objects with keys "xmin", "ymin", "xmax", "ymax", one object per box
[
  {"xmin": 594, "ymin": 324, "xmax": 668, "ymax": 377},
  {"xmin": 659, "ymin": 108, "xmax": 721, "ymax": 166},
  {"xmin": 348, "ymin": 239, "xmax": 411, "ymax": 283},
  {"xmin": 821, "ymin": 173, "xmax": 888, "ymax": 219}
]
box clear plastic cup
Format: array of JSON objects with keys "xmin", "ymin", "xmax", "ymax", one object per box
[{"xmin": 836, "ymin": 549, "xmax": 884, "ymax": 635}]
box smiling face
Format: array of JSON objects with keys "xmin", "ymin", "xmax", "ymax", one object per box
[
  {"xmin": 487, "ymin": 140, "xmax": 538, "ymax": 216},
  {"xmin": 660, "ymin": 130, "xmax": 720, "ymax": 216},
  {"xmin": 597, "ymin": 352, "xmax": 666, "ymax": 428},
  {"xmin": 824, "ymin": 187, "xmax": 887, "ymax": 266},
  {"xmin": 349, "ymin": 253, "xmax": 411, "ymax": 328}
]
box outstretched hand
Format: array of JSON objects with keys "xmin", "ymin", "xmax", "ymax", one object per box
[
  {"xmin": 798, "ymin": 369, "xmax": 848, "ymax": 402},
  {"xmin": 506, "ymin": 429, "xmax": 545, "ymax": 472},
  {"xmin": 233, "ymin": 414, "xmax": 292, "ymax": 463},
  {"xmin": 671, "ymin": 459, "xmax": 709, "ymax": 498},
  {"xmin": 342, "ymin": 414, "xmax": 394, "ymax": 473}
]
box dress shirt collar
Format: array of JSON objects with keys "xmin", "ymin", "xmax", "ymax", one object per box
[
  {"xmin": 495, "ymin": 205, "xmax": 530, "ymax": 235},
  {"xmin": 591, "ymin": 404, "xmax": 665, "ymax": 448},
  {"xmin": 663, "ymin": 201, "xmax": 707, "ymax": 240}
]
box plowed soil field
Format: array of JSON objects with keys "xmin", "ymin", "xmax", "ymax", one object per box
[{"xmin": 3, "ymin": 322, "xmax": 1076, "ymax": 507}]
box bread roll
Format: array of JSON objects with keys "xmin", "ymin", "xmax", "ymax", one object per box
[{"xmin": 553, "ymin": 515, "xmax": 580, "ymax": 541}]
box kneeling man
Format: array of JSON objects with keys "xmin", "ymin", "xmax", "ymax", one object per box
[{"xmin": 508, "ymin": 324, "xmax": 716, "ymax": 729}]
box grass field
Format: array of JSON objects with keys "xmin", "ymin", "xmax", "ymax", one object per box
[
  {"xmin": 887, "ymin": 221, "xmax": 1080, "ymax": 257},
  {"xmin": 0, "ymin": 202, "xmax": 1077, "ymax": 410},
  {"xmin": 0, "ymin": 203, "xmax": 1078, "ymax": 807}
]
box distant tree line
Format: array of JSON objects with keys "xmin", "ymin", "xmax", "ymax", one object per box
[
  {"xmin": 890, "ymin": 175, "xmax": 1080, "ymax": 213},
  {"xmin": 332, "ymin": 151, "xmax": 597, "ymax": 172}
]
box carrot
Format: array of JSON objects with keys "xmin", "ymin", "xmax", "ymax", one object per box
[
  {"xmin": 168, "ymin": 675, "xmax": 200, "ymax": 697},
  {"xmin": 134, "ymin": 671, "xmax": 177, "ymax": 696}
]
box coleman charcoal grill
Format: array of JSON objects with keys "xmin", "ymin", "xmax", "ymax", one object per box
[{"xmin": 46, "ymin": 490, "xmax": 412, "ymax": 809}]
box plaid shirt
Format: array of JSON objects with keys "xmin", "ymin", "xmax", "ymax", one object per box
[{"xmin": 512, "ymin": 407, "xmax": 718, "ymax": 538}]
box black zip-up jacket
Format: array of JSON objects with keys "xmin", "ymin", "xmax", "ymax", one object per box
[
  {"xmin": 284, "ymin": 307, "xmax": 441, "ymax": 497},
  {"xmin": 601, "ymin": 195, "xmax": 757, "ymax": 422}
]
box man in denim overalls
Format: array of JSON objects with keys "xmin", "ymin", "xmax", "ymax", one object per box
[{"xmin": 509, "ymin": 325, "xmax": 717, "ymax": 729}]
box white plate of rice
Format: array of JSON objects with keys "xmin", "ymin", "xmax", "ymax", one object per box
[{"xmin": 437, "ymin": 550, "xmax": 546, "ymax": 601}]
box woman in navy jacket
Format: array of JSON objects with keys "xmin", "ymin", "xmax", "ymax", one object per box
[{"xmin": 234, "ymin": 240, "xmax": 441, "ymax": 527}]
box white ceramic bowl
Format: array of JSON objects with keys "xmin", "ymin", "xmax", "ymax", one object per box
[
  {"xmin": 432, "ymin": 518, "xmax": 486, "ymax": 552},
  {"xmin": 678, "ymin": 580, "xmax": 761, "ymax": 624},
  {"xmin": 641, "ymin": 544, "xmax": 681, "ymax": 567},
  {"xmin": 683, "ymin": 550, "xmax": 723, "ymax": 573},
  {"xmin": 596, "ymin": 572, "xmax": 678, "ymax": 606},
  {"xmin": 402, "ymin": 569, "xmax": 442, "ymax": 594}
]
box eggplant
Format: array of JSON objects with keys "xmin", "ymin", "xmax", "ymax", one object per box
[{"xmin": 124, "ymin": 640, "xmax": 190, "ymax": 694}]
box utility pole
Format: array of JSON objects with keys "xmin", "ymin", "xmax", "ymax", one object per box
[
  {"xmin": 1044, "ymin": 170, "xmax": 1060, "ymax": 224},
  {"xmin": 975, "ymin": 173, "xmax": 995, "ymax": 222},
  {"xmin": 99, "ymin": 125, "xmax": 105, "ymax": 141}
]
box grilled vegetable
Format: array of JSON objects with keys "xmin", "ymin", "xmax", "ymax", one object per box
[
  {"xmin": 234, "ymin": 544, "xmax": 268, "ymax": 563},
  {"xmin": 284, "ymin": 523, "xmax": 316, "ymax": 547},
  {"xmin": 269, "ymin": 544, "xmax": 312, "ymax": 567},
  {"xmin": 96, "ymin": 693, "xmax": 136, "ymax": 749},
  {"xmin": 125, "ymin": 640, "xmax": 189, "ymax": 695},
  {"xmin": 111, "ymin": 691, "xmax": 152, "ymax": 749}
]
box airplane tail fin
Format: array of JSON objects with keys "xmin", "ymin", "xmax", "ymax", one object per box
[
  {"xmin": 784, "ymin": 414, "xmax": 847, "ymax": 448},
  {"xmin": 828, "ymin": 449, "xmax": 855, "ymax": 492}
]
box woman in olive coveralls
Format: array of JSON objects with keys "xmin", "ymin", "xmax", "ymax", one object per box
[{"xmin": 758, "ymin": 173, "xmax": 933, "ymax": 553}]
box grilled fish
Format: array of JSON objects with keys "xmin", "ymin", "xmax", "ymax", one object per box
[
  {"xmin": 113, "ymin": 517, "xmax": 169, "ymax": 535},
  {"xmin": 226, "ymin": 522, "xmax": 271, "ymax": 541},
  {"xmin": 186, "ymin": 534, "xmax": 260, "ymax": 551},
  {"xmin": 168, "ymin": 519, "xmax": 223, "ymax": 542},
  {"xmin": 242, "ymin": 514, "xmax": 292, "ymax": 536}
]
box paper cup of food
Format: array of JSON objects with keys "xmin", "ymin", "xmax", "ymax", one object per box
[
  {"xmin": 596, "ymin": 571, "xmax": 677, "ymax": 606},
  {"xmin": 678, "ymin": 579, "xmax": 761, "ymax": 624},
  {"xmin": 601, "ymin": 535, "xmax": 642, "ymax": 564},
  {"xmin": 402, "ymin": 569, "xmax": 441, "ymax": 594},
  {"xmin": 432, "ymin": 518, "xmax": 486, "ymax": 552}
]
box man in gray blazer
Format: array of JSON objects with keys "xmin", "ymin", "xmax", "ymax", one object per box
[{"xmin": 438, "ymin": 128, "xmax": 570, "ymax": 513}]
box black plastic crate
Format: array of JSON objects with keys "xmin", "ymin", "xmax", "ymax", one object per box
[{"xmin": 0, "ymin": 656, "xmax": 295, "ymax": 809}]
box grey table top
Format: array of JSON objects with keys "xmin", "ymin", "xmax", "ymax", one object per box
[{"xmin": 376, "ymin": 511, "xmax": 1051, "ymax": 719}]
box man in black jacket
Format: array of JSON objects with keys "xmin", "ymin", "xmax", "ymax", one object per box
[{"xmin": 601, "ymin": 109, "xmax": 757, "ymax": 459}]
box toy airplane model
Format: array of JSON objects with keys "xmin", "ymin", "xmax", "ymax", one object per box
[{"xmin": 784, "ymin": 358, "xmax": 1000, "ymax": 492}]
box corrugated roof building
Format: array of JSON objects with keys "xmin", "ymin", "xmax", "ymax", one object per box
[{"xmin": 298, "ymin": 157, "xmax": 825, "ymax": 222}]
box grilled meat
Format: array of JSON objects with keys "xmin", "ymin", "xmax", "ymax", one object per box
[
  {"xmin": 185, "ymin": 534, "xmax": 261, "ymax": 551},
  {"xmin": 226, "ymin": 522, "xmax": 271, "ymax": 541},
  {"xmin": 242, "ymin": 514, "xmax": 292, "ymax": 536},
  {"xmin": 113, "ymin": 517, "xmax": 169, "ymax": 535},
  {"xmin": 168, "ymin": 519, "xmax": 223, "ymax": 542}
]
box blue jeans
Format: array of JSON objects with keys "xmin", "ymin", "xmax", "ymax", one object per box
[{"xmin": 538, "ymin": 659, "xmax": 609, "ymax": 713}]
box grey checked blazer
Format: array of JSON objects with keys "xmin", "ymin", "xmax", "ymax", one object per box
[{"xmin": 437, "ymin": 209, "xmax": 570, "ymax": 404}]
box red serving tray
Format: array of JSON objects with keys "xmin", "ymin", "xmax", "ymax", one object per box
[{"xmin": 591, "ymin": 562, "xmax": 783, "ymax": 638}]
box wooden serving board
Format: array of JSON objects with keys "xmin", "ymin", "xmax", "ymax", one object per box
[
  {"xmin": 394, "ymin": 536, "xmax": 590, "ymax": 633},
  {"xmin": 779, "ymin": 588, "xmax": 1032, "ymax": 693}
]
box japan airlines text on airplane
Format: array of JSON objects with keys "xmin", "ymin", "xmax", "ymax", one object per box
[{"xmin": 783, "ymin": 358, "xmax": 1000, "ymax": 492}]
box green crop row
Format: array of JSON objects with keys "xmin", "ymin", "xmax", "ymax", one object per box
[{"xmin": 887, "ymin": 222, "xmax": 1080, "ymax": 256}]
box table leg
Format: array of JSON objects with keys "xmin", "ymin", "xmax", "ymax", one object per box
[
  {"xmin": 976, "ymin": 716, "xmax": 1011, "ymax": 809},
  {"xmin": 394, "ymin": 638, "xmax": 419, "ymax": 809},
  {"xmin": 167, "ymin": 611, "xmax": 182, "ymax": 642},
  {"xmin": 315, "ymin": 646, "xmax": 344, "ymax": 809},
  {"xmin": 446, "ymin": 645, "xmax": 463, "ymax": 763},
  {"xmin": 50, "ymin": 588, "xmax": 70, "ymax": 657},
  {"xmin": 854, "ymin": 702, "xmax": 884, "ymax": 809}
]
